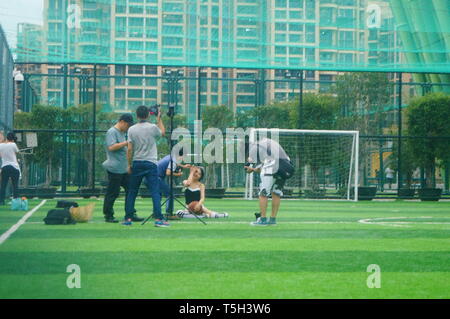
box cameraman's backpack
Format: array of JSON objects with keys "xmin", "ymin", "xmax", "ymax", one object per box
[
  {"xmin": 44, "ymin": 209, "xmax": 77, "ymax": 225},
  {"xmin": 274, "ymin": 158, "xmax": 295, "ymax": 180}
]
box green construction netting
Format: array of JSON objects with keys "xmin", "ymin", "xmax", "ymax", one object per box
[{"xmin": 8, "ymin": 0, "xmax": 450, "ymax": 73}]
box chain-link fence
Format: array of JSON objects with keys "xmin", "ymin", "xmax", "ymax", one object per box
[
  {"xmin": 11, "ymin": 130, "xmax": 450, "ymax": 200},
  {"xmin": 0, "ymin": 25, "xmax": 14, "ymax": 134},
  {"xmin": 11, "ymin": 64, "xmax": 450, "ymax": 199}
]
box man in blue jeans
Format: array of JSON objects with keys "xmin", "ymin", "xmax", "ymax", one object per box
[{"xmin": 125, "ymin": 105, "xmax": 169, "ymax": 227}]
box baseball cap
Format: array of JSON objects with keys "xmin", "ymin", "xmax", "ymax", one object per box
[{"xmin": 119, "ymin": 113, "xmax": 134, "ymax": 125}]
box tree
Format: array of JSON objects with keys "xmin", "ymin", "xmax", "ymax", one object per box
[
  {"xmin": 157, "ymin": 113, "xmax": 187, "ymax": 158},
  {"xmin": 201, "ymin": 105, "xmax": 235, "ymax": 188},
  {"xmin": 13, "ymin": 112, "xmax": 33, "ymax": 186},
  {"xmin": 335, "ymin": 72, "xmax": 391, "ymax": 186},
  {"xmin": 288, "ymin": 93, "xmax": 338, "ymax": 130},
  {"xmin": 389, "ymin": 138, "xmax": 417, "ymax": 188},
  {"xmin": 251, "ymin": 102, "xmax": 293, "ymax": 129},
  {"xmin": 235, "ymin": 108, "xmax": 256, "ymax": 129},
  {"xmin": 335, "ymin": 72, "xmax": 390, "ymax": 135},
  {"xmin": 202, "ymin": 105, "xmax": 235, "ymax": 130},
  {"xmin": 15, "ymin": 105, "xmax": 64, "ymax": 186},
  {"xmin": 406, "ymin": 92, "xmax": 450, "ymax": 188},
  {"xmin": 289, "ymin": 94, "xmax": 340, "ymax": 190}
]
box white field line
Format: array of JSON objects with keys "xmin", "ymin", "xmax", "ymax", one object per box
[
  {"xmin": 0, "ymin": 200, "xmax": 47, "ymax": 245},
  {"xmin": 23, "ymin": 220, "xmax": 354, "ymax": 225},
  {"xmin": 358, "ymin": 216, "xmax": 450, "ymax": 228},
  {"xmin": 21, "ymin": 216, "xmax": 450, "ymax": 227}
]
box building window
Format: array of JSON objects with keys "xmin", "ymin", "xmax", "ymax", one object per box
[{"xmin": 128, "ymin": 65, "xmax": 144, "ymax": 75}]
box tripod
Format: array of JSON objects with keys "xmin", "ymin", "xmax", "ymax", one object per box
[{"xmin": 141, "ymin": 103, "xmax": 206, "ymax": 226}]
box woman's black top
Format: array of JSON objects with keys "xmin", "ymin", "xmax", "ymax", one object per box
[{"xmin": 185, "ymin": 187, "xmax": 201, "ymax": 204}]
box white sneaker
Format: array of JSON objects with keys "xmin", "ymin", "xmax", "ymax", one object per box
[{"xmin": 176, "ymin": 210, "xmax": 187, "ymax": 217}]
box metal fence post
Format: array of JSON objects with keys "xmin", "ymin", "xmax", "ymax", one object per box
[
  {"xmin": 197, "ymin": 67, "xmax": 202, "ymax": 120},
  {"xmin": 62, "ymin": 64, "xmax": 68, "ymax": 193},
  {"xmin": 397, "ymin": 72, "xmax": 403, "ymax": 195},
  {"xmin": 445, "ymin": 161, "xmax": 449, "ymax": 192},
  {"xmin": 299, "ymin": 70, "xmax": 304, "ymax": 129},
  {"xmin": 259, "ymin": 70, "xmax": 266, "ymax": 106},
  {"xmin": 254, "ymin": 79, "xmax": 259, "ymax": 108},
  {"xmin": 62, "ymin": 131, "xmax": 68, "ymax": 193},
  {"xmin": 92, "ymin": 64, "xmax": 97, "ymax": 190},
  {"xmin": 379, "ymin": 139, "xmax": 384, "ymax": 192}
]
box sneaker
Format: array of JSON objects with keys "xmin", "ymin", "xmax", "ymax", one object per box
[
  {"xmin": 105, "ymin": 217, "xmax": 119, "ymax": 223},
  {"xmin": 122, "ymin": 218, "xmax": 132, "ymax": 226},
  {"xmin": 155, "ymin": 219, "xmax": 170, "ymax": 227},
  {"xmin": 267, "ymin": 218, "xmax": 277, "ymax": 225},
  {"xmin": 255, "ymin": 212, "xmax": 261, "ymax": 220},
  {"xmin": 251, "ymin": 217, "xmax": 268, "ymax": 226},
  {"xmin": 176, "ymin": 210, "xmax": 187, "ymax": 218},
  {"xmin": 131, "ymin": 214, "xmax": 144, "ymax": 222}
]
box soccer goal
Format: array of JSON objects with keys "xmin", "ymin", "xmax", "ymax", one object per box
[{"xmin": 245, "ymin": 128, "xmax": 359, "ymax": 201}]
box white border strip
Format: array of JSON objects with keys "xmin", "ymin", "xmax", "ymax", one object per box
[{"xmin": 0, "ymin": 200, "xmax": 47, "ymax": 245}]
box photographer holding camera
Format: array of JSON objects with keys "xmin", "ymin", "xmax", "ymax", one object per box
[
  {"xmin": 157, "ymin": 148, "xmax": 190, "ymax": 216},
  {"xmin": 124, "ymin": 105, "xmax": 169, "ymax": 227},
  {"xmin": 245, "ymin": 137, "xmax": 294, "ymax": 226}
]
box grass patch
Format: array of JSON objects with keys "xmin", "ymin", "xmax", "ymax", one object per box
[{"xmin": 0, "ymin": 198, "xmax": 449, "ymax": 298}]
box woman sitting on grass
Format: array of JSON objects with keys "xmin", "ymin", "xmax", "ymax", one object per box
[{"xmin": 177, "ymin": 166, "xmax": 228, "ymax": 219}]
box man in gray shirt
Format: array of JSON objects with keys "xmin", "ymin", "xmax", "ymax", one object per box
[
  {"xmin": 102, "ymin": 113, "xmax": 134, "ymax": 223},
  {"xmin": 245, "ymin": 137, "xmax": 293, "ymax": 226},
  {"xmin": 125, "ymin": 105, "xmax": 169, "ymax": 227}
]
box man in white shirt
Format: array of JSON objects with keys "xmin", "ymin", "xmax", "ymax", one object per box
[
  {"xmin": 0, "ymin": 132, "xmax": 21, "ymax": 205},
  {"xmin": 385, "ymin": 167, "xmax": 395, "ymax": 189}
]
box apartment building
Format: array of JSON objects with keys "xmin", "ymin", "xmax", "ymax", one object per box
[{"xmin": 16, "ymin": 0, "xmax": 400, "ymax": 124}]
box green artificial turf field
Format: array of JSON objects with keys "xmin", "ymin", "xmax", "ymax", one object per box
[{"xmin": 0, "ymin": 198, "xmax": 449, "ymax": 299}]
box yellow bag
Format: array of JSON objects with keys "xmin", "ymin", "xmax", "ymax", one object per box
[{"xmin": 69, "ymin": 203, "xmax": 95, "ymax": 223}]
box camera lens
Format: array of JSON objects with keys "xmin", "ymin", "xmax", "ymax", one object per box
[{"xmin": 149, "ymin": 105, "xmax": 159, "ymax": 115}]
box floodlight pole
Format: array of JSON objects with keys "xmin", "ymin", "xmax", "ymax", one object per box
[
  {"xmin": 397, "ymin": 72, "xmax": 403, "ymax": 196},
  {"xmin": 298, "ymin": 70, "xmax": 304, "ymax": 197},
  {"xmin": 142, "ymin": 69, "xmax": 206, "ymax": 225}
]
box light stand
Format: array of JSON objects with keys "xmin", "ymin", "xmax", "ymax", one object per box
[{"xmin": 142, "ymin": 69, "xmax": 206, "ymax": 226}]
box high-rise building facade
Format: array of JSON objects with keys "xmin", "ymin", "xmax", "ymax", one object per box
[{"xmin": 17, "ymin": 0, "xmax": 400, "ymax": 124}]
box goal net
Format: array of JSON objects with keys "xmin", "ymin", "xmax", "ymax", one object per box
[{"xmin": 245, "ymin": 128, "xmax": 359, "ymax": 201}]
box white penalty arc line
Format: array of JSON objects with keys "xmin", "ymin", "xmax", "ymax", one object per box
[{"xmin": 0, "ymin": 200, "xmax": 47, "ymax": 245}]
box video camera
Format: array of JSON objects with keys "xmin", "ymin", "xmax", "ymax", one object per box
[
  {"xmin": 244, "ymin": 162, "xmax": 254, "ymax": 170},
  {"xmin": 174, "ymin": 166, "xmax": 182, "ymax": 173},
  {"xmin": 149, "ymin": 104, "xmax": 160, "ymax": 116}
]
